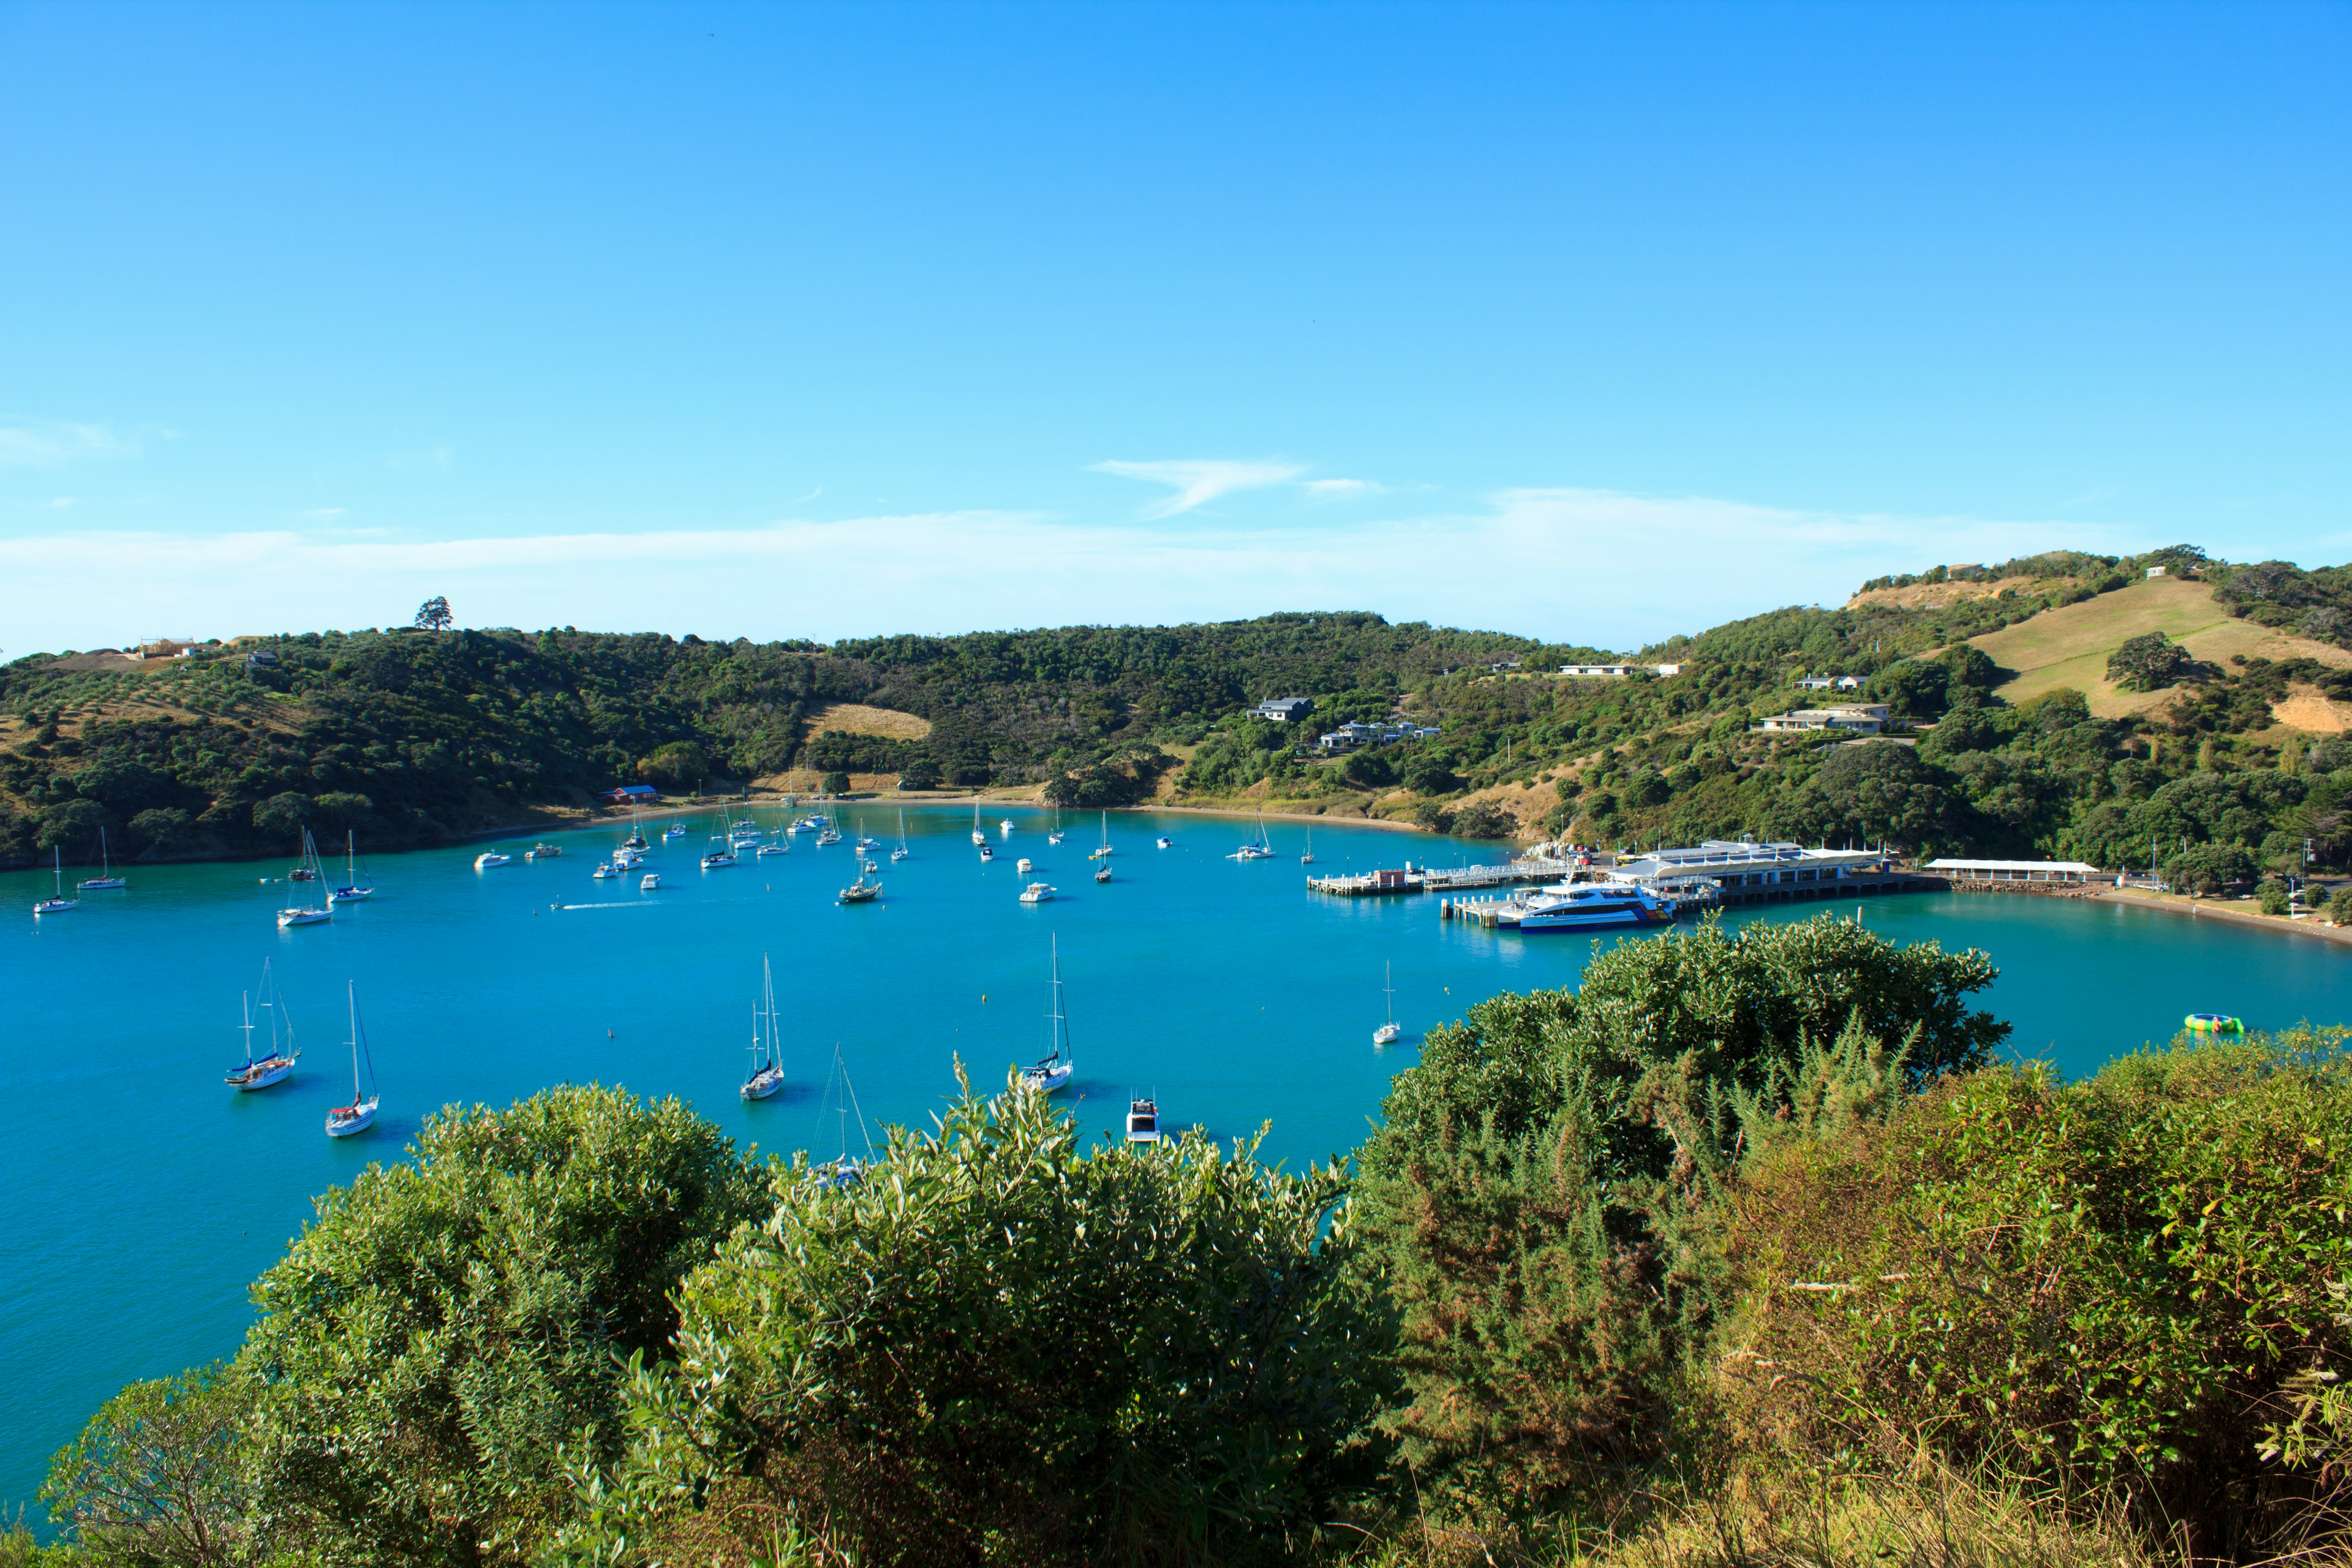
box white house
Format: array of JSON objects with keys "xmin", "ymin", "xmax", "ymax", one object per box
[
  {"xmin": 1561, "ymin": 663, "xmax": 1636, "ymax": 678},
  {"xmin": 1253, "ymin": 697, "xmax": 1315, "ymax": 723},
  {"xmin": 1757, "ymin": 704, "xmax": 1890, "ymax": 736}
]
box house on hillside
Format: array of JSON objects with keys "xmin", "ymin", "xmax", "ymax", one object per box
[
  {"xmin": 1756, "ymin": 704, "xmax": 1890, "ymax": 736},
  {"xmin": 1560, "ymin": 663, "xmax": 1635, "ymax": 678},
  {"xmin": 598, "ymin": 784, "xmax": 660, "ymax": 805},
  {"xmin": 1253, "ymin": 697, "xmax": 1315, "ymax": 723}
]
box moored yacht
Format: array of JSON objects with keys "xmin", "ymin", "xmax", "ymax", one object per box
[
  {"xmin": 324, "ymin": 982, "xmax": 380, "ymax": 1137},
  {"xmin": 741, "ymin": 956, "xmax": 786, "ymax": 1100},
  {"xmin": 1125, "ymin": 1097, "xmax": 1161, "ymax": 1144},
  {"xmin": 224, "ymin": 960, "xmax": 301, "ymax": 1090},
  {"xmin": 1018, "ymin": 881, "xmax": 1055, "ymax": 903},
  {"xmin": 78, "ymin": 826, "xmax": 127, "ymax": 890},
  {"xmin": 33, "ymin": 848, "xmax": 77, "ymax": 915},
  {"xmin": 1017, "ymin": 936, "xmax": 1076, "ymax": 1094}
]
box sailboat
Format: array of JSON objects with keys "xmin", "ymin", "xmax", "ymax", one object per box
[
  {"xmin": 324, "ymin": 982, "xmax": 380, "ymax": 1137},
  {"xmin": 855, "ymin": 817, "xmax": 881, "ymax": 851},
  {"xmin": 1088, "ymin": 810, "xmax": 1114, "ymax": 860},
  {"xmin": 1373, "ymin": 962, "xmax": 1401, "ymax": 1046},
  {"xmin": 225, "ymin": 959, "xmax": 301, "ymax": 1089},
  {"xmin": 278, "ymin": 831, "xmax": 333, "ymax": 926},
  {"xmin": 815, "ymin": 1040, "xmax": 876, "ymax": 1186},
  {"xmin": 623, "ymin": 813, "xmax": 649, "ymax": 851},
  {"xmin": 970, "ymin": 802, "xmax": 987, "ymax": 846},
  {"xmin": 1300, "ymin": 828, "xmax": 1315, "ymax": 865},
  {"xmin": 1048, "ymin": 809, "xmax": 1065, "ymax": 846},
  {"xmin": 741, "ymin": 955, "xmax": 786, "ymax": 1100},
  {"xmin": 1017, "ymin": 937, "xmax": 1076, "ymax": 1093},
  {"xmin": 78, "ymin": 826, "xmax": 127, "ymax": 890},
  {"xmin": 1230, "ymin": 812, "xmax": 1275, "ymax": 861},
  {"xmin": 891, "ymin": 810, "xmax": 910, "ymax": 861},
  {"xmin": 328, "ymin": 829, "xmax": 374, "ymax": 903},
  {"xmin": 33, "ymin": 847, "xmax": 77, "ymax": 914}
]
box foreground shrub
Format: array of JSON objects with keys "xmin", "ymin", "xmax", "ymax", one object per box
[
  {"xmin": 1354, "ymin": 914, "xmax": 2004, "ymax": 1500},
  {"xmin": 570, "ymin": 1073, "xmax": 1392, "ymax": 1567},
  {"xmin": 1726, "ymin": 1030, "xmax": 2352, "ymax": 1557},
  {"xmin": 238, "ymin": 1084, "xmax": 765, "ymax": 1566},
  {"xmin": 39, "ymin": 1362, "xmax": 250, "ymax": 1567}
]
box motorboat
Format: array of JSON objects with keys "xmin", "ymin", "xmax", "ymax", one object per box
[
  {"xmin": 1016, "ymin": 857, "xmax": 1035, "ymax": 873},
  {"xmin": 741, "ymin": 956, "xmax": 786, "ymax": 1100},
  {"xmin": 1373, "ymin": 961, "xmax": 1401, "ymax": 1046},
  {"xmin": 1018, "ymin": 881, "xmax": 1055, "ymax": 903},
  {"xmin": 611, "ymin": 846, "xmax": 644, "ymax": 869},
  {"xmin": 33, "ymin": 847, "xmax": 77, "ymax": 915},
  {"xmin": 78, "ymin": 826, "xmax": 127, "ymax": 890},
  {"xmin": 839, "ymin": 876, "xmax": 882, "ymax": 904},
  {"xmin": 1017, "ymin": 937, "xmax": 1076, "ymax": 1093},
  {"xmin": 224, "ymin": 960, "xmax": 300, "ymax": 1090},
  {"xmin": 591, "ymin": 862, "xmax": 617, "ymax": 880},
  {"xmin": 1515, "ymin": 881, "xmax": 1676, "ymax": 933},
  {"xmin": 323, "ymin": 982, "xmax": 380, "ymax": 1138},
  {"xmin": 475, "ymin": 851, "xmax": 511, "ymax": 870},
  {"xmin": 531, "ymin": 842, "xmax": 565, "ymax": 857},
  {"xmin": 1000, "ymin": 818, "xmax": 1015, "ymax": 835},
  {"xmin": 640, "ymin": 872, "xmax": 662, "ymax": 891},
  {"xmin": 978, "ymin": 842, "xmax": 993, "ymax": 861},
  {"xmin": 1156, "ymin": 835, "xmax": 1171, "ymax": 849},
  {"xmin": 1125, "ymin": 1098, "xmax": 1161, "ymax": 1145}
]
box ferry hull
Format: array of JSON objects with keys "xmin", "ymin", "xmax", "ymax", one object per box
[{"xmin": 1516, "ymin": 902, "xmax": 1675, "ymax": 933}]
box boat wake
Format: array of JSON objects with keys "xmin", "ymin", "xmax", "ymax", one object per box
[{"xmin": 559, "ymin": 901, "xmax": 662, "ymax": 911}]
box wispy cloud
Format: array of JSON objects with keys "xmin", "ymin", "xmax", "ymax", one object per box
[
  {"xmin": 0, "ymin": 421, "xmax": 138, "ymax": 467},
  {"xmin": 1303, "ymin": 478, "xmax": 1384, "ymax": 502},
  {"xmin": 0, "ymin": 491, "xmax": 2153, "ymax": 658},
  {"xmin": 1091, "ymin": 458, "xmax": 1306, "ymax": 519}
]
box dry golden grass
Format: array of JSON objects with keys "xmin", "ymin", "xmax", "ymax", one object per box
[
  {"xmin": 804, "ymin": 702, "xmax": 932, "ymax": 741},
  {"xmin": 1847, "ymin": 574, "xmax": 2046, "ymax": 611},
  {"xmin": 2274, "ymin": 683, "xmax": 2352, "ymax": 735},
  {"xmin": 1968, "ymin": 579, "xmax": 2352, "ymax": 718}
]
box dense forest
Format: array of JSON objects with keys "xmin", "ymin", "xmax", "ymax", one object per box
[
  {"xmin": 12, "ymin": 545, "xmax": 2352, "ymax": 886},
  {"xmin": 18, "ymin": 920, "xmax": 2350, "ymax": 1566}
]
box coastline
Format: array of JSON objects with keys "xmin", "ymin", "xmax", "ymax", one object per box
[{"xmin": 2084, "ymin": 884, "xmax": 2352, "ymax": 948}]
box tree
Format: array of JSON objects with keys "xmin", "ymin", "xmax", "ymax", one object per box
[
  {"xmin": 413, "ymin": 596, "xmax": 453, "ymax": 631},
  {"xmin": 2258, "ymin": 877, "xmax": 2291, "ymax": 915},
  {"xmin": 1771, "ymin": 741, "xmax": 1953, "ymax": 853},
  {"xmin": 237, "ymin": 1085, "xmax": 766, "ymax": 1567},
  {"xmin": 248, "ymin": 792, "xmax": 311, "ymax": 841},
  {"xmin": 897, "ymin": 757, "xmax": 942, "ymax": 790},
  {"xmin": 567, "ymin": 1075, "xmax": 1390, "ymax": 1567},
  {"xmin": 36, "ymin": 797, "xmax": 106, "ymax": 851},
  {"xmin": 821, "ymin": 769, "xmax": 852, "ymax": 794},
  {"xmin": 127, "ymin": 807, "xmax": 196, "ymax": 854},
  {"xmin": 42, "ymin": 1362, "xmax": 252, "ymax": 1568},
  {"xmin": 635, "ymin": 741, "xmax": 710, "ymax": 793},
  {"xmin": 2108, "ymin": 631, "xmax": 2192, "ymax": 692},
  {"xmin": 1355, "ymin": 914, "xmax": 2007, "ymax": 1496}
]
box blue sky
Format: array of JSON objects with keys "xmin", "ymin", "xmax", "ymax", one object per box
[{"xmin": 2, "ymin": 1, "xmax": 2345, "ymax": 655}]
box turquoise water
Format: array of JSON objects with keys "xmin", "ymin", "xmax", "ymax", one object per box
[{"xmin": 6, "ymin": 806, "xmax": 2350, "ymax": 1511}]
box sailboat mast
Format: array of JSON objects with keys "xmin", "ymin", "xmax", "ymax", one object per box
[
  {"xmin": 240, "ymin": 992, "xmax": 255, "ymax": 1070},
  {"xmin": 347, "ymin": 982, "xmax": 361, "ymax": 1098}
]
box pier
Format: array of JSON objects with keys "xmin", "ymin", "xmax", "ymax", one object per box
[
  {"xmin": 1437, "ymin": 866, "xmax": 1941, "ymax": 924},
  {"xmin": 1306, "ymin": 856, "xmax": 1574, "ymax": 898}
]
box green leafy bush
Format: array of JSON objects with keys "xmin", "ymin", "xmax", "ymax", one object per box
[
  {"xmin": 238, "ymin": 1085, "xmax": 765, "ymax": 1566},
  {"xmin": 2107, "ymin": 631, "xmax": 2192, "ymax": 692},
  {"xmin": 1727, "ymin": 1031, "xmax": 2352, "ymax": 1551},
  {"xmin": 570, "ymin": 1074, "xmax": 1391, "ymax": 1567}
]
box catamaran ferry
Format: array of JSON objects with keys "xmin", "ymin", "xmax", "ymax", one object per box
[{"xmin": 1515, "ymin": 881, "xmax": 1676, "ymax": 933}]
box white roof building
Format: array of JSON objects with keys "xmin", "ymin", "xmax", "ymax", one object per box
[
  {"xmin": 1757, "ymin": 704, "xmax": 1890, "ymax": 735},
  {"xmin": 1926, "ymin": 858, "xmax": 2104, "ymax": 883},
  {"xmin": 1605, "ymin": 840, "xmax": 1891, "ymax": 892}
]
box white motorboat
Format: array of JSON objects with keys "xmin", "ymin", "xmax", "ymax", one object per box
[
  {"xmin": 592, "ymin": 862, "xmax": 617, "ymax": 880},
  {"xmin": 640, "ymin": 872, "xmax": 662, "ymax": 891},
  {"xmin": 279, "ymin": 831, "xmax": 333, "ymax": 925},
  {"xmin": 978, "ymin": 842, "xmax": 993, "ymax": 861},
  {"xmin": 1016, "ymin": 857, "xmax": 1035, "ymax": 873},
  {"xmin": 78, "ymin": 826, "xmax": 127, "ymax": 890},
  {"xmin": 1017, "ymin": 936, "xmax": 1076, "ymax": 1094},
  {"xmin": 328, "ymin": 829, "xmax": 374, "ymax": 902},
  {"xmin": 1000, "ymin": 818, "xmax": 1015, "ymax": 835},
  {"xmin": 1156, "ymin": 835, "xmax": 1172, "ymax": 849},
  {"xmin": 33, "ymin": 847, "xmax": 77, "ymax": 914},
  {"xmin": 324, "ymin": 982, "xmax": 380, "ymax": 1137},
  {"xmin": 741, "ymin": 956, "xmax": 786, "ymax": 1100},
  {"xmin": 475, "ymin": 850, "xmax": 511, "ymax": 870},
  {"xmin": 1018, "ymin": 881, "xmax": 1055, "ymax": 903},
  {"xmin": 1125, "ymin": 1097, "xmax": 1161, "ymax": 1145},
  {"xmin": 1517, "ymin": 881, "xmax": 1676, "ymax": 933},
  {"xmin": 1373, "ymin": 961, "xmax": 1401, "ymax": 1046},
  {"xmin": 224, "ymin": 960, "xmax": 300, "ymax": 1090}
]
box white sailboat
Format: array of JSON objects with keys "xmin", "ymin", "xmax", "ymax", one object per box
[
  {"xmin": 78, "ymin": 826, "xmax": 127, "ymax": 890},
  {"xmin": 970, "ymin": 802, "xmax": 987, "ymax": 846},
  {"xmin": 816, "ymin": 1039, "xmax": 877, "ymax": 1186},
  {"xmin": 891, "ymin": 810, "xmax": 910, "ymax": 861},
  {"xmin": 1373, "ymin": 962, "xmax": 1401, "ymax": 1046},
  {"xmin": 33, "ymin": 847, "xmax": 77, "ymax": 914},
  {"xmin": 741, "ymin": 955, "xmax": 786, "ymax": 1100},
  {"xmin": 1300, "ymin": 828, "xmax": 1315, "ymax": 866},
  {"xmin": 328, "ymin": 829, "xmax": 374, "ymax": 903},
  {"xmin": 1088, "ymin": 810, "xmax": 1114, "ymax": 860},
  {"xmin": 1000, "ymin": 816, "xmax": 1015, "ymax": 835},
  {"xmin": 225, "ymin": 959, "xmax": 301, "ymax": 1090},
  {"xmin": 1017, "ymin": 937, "xmax": 1076, "ymax": 1093},
  {"xmin": 324, "ymin": 982, "xmax": 380, "ymax": 1137},
  {"xmin": 1048, "ymin": 809, "xmax": 1065, "ymax": 846},
  {"xmin": 1230, "ymin": 812, "xmax": 1275, "ymax": 860},
  {"xmin": 279, "ymin": 831, "xmax": 333, "ymax": 926}
]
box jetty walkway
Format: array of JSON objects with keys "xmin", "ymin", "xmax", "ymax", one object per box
[{"xmin": 1306, "ymin": 856, "xmax": 1574, "ymax": 897}]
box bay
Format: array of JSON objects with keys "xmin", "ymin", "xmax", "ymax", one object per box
[{"xmin": 4, "ymin": 804, "xmax": 2346, "ymax": 1512}]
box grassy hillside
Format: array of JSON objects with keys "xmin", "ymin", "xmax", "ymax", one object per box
[{"xmin": 12, "ymin": 546, "xmax": 2352, "ymax": 884}]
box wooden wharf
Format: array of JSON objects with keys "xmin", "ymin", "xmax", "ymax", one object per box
[{"xmin": 1306, "ymin": 857, "xmax": 1574, "ymax": 899}]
